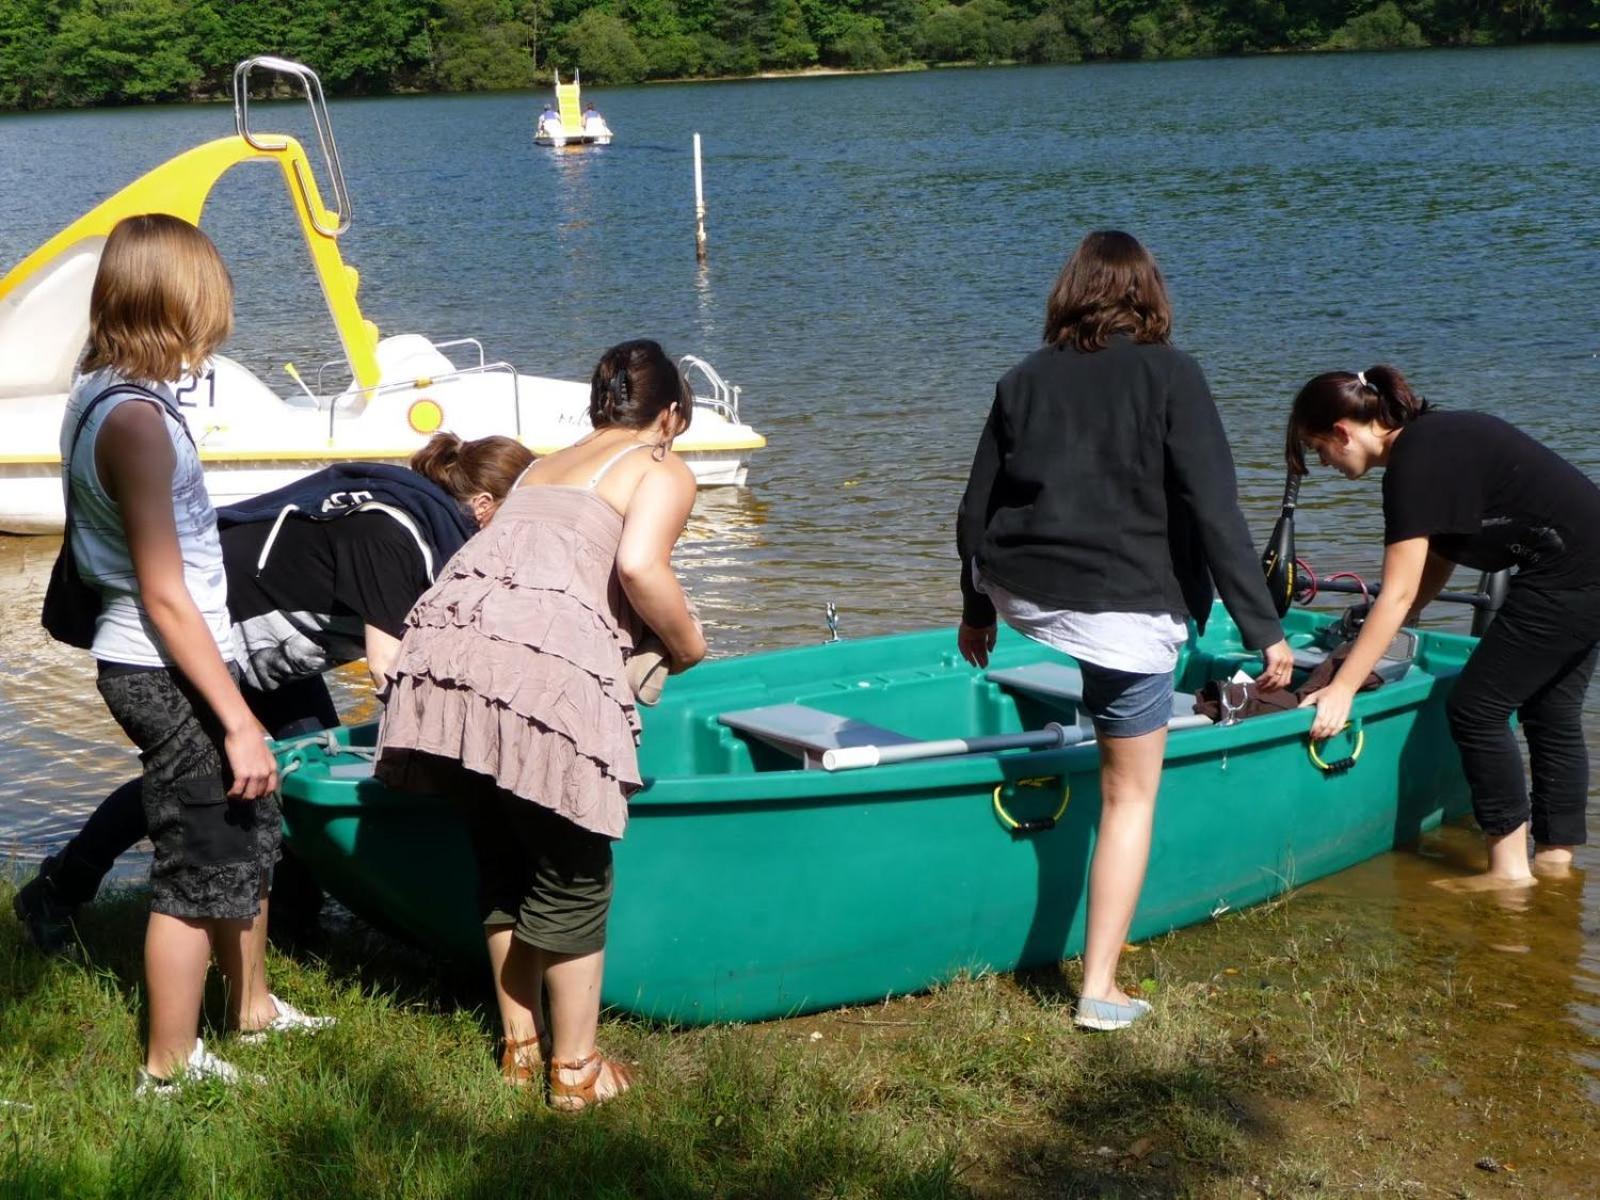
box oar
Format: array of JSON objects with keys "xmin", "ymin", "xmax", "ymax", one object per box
[
  {"xmin": 822, "ymin": 721, "xmax": 1091, "ymax": 772},
  {"xmin": 1309, "ymin": 573, "xmax": 1507, "ymax": 612},
  {"xmin": 1260, "ymin": 471, "xmax": 1301, "ymax": 618}
]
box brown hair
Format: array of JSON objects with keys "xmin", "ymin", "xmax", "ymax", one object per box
[
  {"xmin": 1284, "ymin": 365, "xmax": 1430, "ymax": 476},
  {"xmin": 81, "ymin": 214, "xmax": 234, "ymax": 383},
  {"xmin": 589, "ymin": 339, "xmax": 693, "ymax": 435},
  {"xmin": 409, "ymin": 433, "xmax": 533, "ymax": 502},
  {"xmin": 1042, "ymin": 230, "xmax": 1173, "ymax": 352}
]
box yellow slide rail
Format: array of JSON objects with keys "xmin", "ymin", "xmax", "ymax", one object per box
[
  {"xmin": 555, "ymin": 69, "xmax": 583, "ymax": 130},
  {"xmin": 0, "ymin": 58, "xmax": 380, "ymax": 393}
]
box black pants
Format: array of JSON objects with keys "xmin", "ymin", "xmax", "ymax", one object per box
[
  {"xmin": 1445, "ymin": 584, "xmax": 1600, "ymax": 846},
  {"xmin": 49, "ymin": 674, "xmax": 338, "ymax": 927}
]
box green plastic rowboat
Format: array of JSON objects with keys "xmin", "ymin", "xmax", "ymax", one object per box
[{"xmin": 272, "ymin": 602, "xmax": 1473, "ymax": 1025}]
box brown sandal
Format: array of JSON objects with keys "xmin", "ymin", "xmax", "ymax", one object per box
[
  {"xmin": 499, "ymin": 1032, "xmax": 547, "ymax": 1088},
  {"xmin": 547, "ymin": 1050, "xmax": 634, "ymax": 1111}
]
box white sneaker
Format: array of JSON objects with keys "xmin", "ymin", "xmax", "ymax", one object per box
[
  {"xmin": 237, "ymin": 994, "xmax": 336, "ymax": 1044},
  {"xmin": 135, "ymin": 1039, "xmax": 263, "ymax": 1097}
]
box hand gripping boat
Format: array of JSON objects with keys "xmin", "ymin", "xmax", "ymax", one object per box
[
  {"xmin": 0, "ymin": 57, "xmax": 761, "ymax": 534},
  {"xmin": 272, "ymin": 603, "xmax": 1474, "ymax": 1025}
]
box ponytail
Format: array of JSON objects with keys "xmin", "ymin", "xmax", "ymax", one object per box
[
  {"xmin": 409, "ymin": 432, "xmax": 532, "ymax": 503},
  {"xmin": 1284, "ymin": 364, "xmax": 1430, "ymax": 475}
]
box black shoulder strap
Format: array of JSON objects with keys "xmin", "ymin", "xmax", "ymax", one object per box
[{"xmin": 62, "ymin": 382, "xmax": 191, "ymax": 528}]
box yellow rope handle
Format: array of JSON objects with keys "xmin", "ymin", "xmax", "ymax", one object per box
[
  {"xmin": 1307, "ymin": 723, "xmax": 1365, "ymax": 774},
  {"xmin": 992, "ymin": 776, "xmax": 1070, "ymax": 833}
]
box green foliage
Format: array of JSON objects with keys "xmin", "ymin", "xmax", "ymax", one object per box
[
  {"xmin": 554, "ymin": 8, "xmax": 647, "ymax": 82},
  {"xmin": 1324, "ymin": 1, "xmax": 1427, "ymax": 48},
  {"xmin": 0, "ymin": 0, "xmax": 1594, "ymax": 109}
]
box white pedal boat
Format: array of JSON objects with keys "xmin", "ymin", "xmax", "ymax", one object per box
[
  {"xmin": 0, "ymin": 58, "xmax": 758, "ymax": 535},
  {"xmin": 534, "ymin": 69, "xmax": 612, "ymax": 147}
]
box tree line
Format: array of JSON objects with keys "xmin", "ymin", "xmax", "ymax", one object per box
[{"xmin": 1, "ymin": 0, "xmax": 1595, "ymax": 110}]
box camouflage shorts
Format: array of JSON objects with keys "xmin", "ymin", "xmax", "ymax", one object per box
[{"xmin": 96, "ymin": 664, "xmax": 279, "ymax": 921}]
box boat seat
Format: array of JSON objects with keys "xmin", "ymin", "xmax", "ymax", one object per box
[
  {"xmin": 718, "ymin": 703, "xmax": 918, "ymax": 770},
  {"xmin": 985, "ymin": 663, "xmax": 1213, "ymax": 730},
  {"xmin": 1291, "ymin": 629, "xmax": 1417, "ymax": 684}
]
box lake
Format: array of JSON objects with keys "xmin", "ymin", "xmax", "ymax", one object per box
[{"xmin": 1, "ymin": 44, "xmax": 1596, "ymax": 1100}]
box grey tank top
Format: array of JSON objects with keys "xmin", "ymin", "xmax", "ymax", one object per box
[{"xmin": 61, "ymin": 368, "xmax": 234, "ymax": 666}]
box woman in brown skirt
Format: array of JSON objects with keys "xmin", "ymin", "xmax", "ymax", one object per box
[{"xmin": 376, "ymin": 340, "xmax": 707, "ymax": 1108}]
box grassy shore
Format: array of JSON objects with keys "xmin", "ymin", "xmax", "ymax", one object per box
[{"xmin": 0, "ymin": 873, "xmax": 1591, "ymax": 1199}]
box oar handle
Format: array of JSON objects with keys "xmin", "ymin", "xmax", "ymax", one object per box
[{"xmin": 821, "ymin": 722, "xmax": 1084, "ymax": 772}]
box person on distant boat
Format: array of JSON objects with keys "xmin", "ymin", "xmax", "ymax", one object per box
[
  {"xmin": 1286, "ymin": 367, "xmax": 1600, "ymax": 891},
  {"xmin": 582, "ymin": 103, "xmax": 610, "ymax": 137},
  {"xmin": 376, "ymin": 339, "xmax": 706, "ymax": 1110},
  {"xmin": 956, "ymin": 230, "xmax": 1293, "ymax": 1032},
  {"xmin": 12, "ymin": 433, "xmax": 532, "ymax": 956},
  {"xmin": 539, "ymin": 104, "xmax": 564, "ymax": 140},
  {"xmin": 45, "ymin": 213, "xmax": 329, "ymax": 1094}
]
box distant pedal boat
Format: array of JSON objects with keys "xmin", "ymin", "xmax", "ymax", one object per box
[
  {"xmin": 535, "ymin": 69, "xmax": 612, "ymax": 147},
  {"xmin": 273, "ymin": 604, "xmax": 1475, "ymax": 1026},
  {"xmin": 0, "ymin": 57, "xmax": 751, "ymax": 535}
]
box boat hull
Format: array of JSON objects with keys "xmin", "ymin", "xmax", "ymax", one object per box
[{"xmin": 274, "ymin": 606, "xmax": 1474, "ymax": 1024}]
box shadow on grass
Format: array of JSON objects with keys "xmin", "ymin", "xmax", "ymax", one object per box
[{"xmin": 3, "ymin": 879, "xmax": 1286, "ymax": 1200}]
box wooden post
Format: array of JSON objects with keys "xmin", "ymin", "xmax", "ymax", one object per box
[{"xmin": 693, "ymin": 132, "xmax": 708, "ymax": 265}]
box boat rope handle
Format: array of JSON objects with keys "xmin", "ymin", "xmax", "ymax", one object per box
[
  {"xmin": 992, "ymin": 776, "xmax": 1070, "ymax": 834},
  {"xmin": 1308, "ymin": 722, "xmax": 1365, "ymax": 776}
]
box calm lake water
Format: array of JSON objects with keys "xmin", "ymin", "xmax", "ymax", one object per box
[{"xmin": 1, "ymin": 46, "xmax": 1596, "ymax": 1097}]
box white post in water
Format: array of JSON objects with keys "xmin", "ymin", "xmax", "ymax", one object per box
[{"xmin": 693, "ymin": 132, "xmax": 708, "ymax": 265}]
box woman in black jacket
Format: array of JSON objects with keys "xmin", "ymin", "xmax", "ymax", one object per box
[{"xmin": 957, "ymin": 230, "xmax": 1291, "ymax": 1030}]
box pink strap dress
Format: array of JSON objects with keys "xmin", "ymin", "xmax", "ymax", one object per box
[{"xmin": 375, "ymin": 447, "xmax": 651, "ymax": 839}]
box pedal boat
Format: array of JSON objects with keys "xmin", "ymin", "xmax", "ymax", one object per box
[
  {"xmin": 272, "ymin": 603, "xmax": 1474, "ymax": 1026},
  {"xmin": 534, "ymin": 69, "xmax": 612, "ymax": 147},
  {"xmin": 0, "ymin": 57, "xmax": 757, "ymax": 534}
]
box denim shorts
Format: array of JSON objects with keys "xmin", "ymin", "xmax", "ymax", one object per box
[{"xmin": 1079, "ymin": 661, "xmax": 1177, "ymax": 739}]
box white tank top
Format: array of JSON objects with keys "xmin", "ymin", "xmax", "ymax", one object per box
[{"xmin": 60, "ymin": 368, "xmax": 234, "ymax": 666}]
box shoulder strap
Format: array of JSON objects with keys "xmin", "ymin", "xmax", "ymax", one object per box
[
  {"xmin": 62, "ymin": 383, "xmax": 192, "ymax": 527},
  {"xmin": 586, "ymin": 442, "xmax": 653, "ymax": 490}
]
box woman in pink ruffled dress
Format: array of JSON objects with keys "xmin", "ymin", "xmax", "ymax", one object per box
[{"xmin": 376, "ymin": 340, "xmax": 706, "ymax": 1109}]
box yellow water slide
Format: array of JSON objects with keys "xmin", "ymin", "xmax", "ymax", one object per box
[{"xmin": 0, "ymin": 57, "xmax": 381, "ymax": 400}]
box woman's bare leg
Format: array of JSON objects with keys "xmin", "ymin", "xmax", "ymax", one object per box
[
  {"xmin": 1079, "ymin": 727, "xmax": 1166, "ymax": 1005},
  {"xmin": 545, "ymin": 948, "xmax": 627, "ymax": 1099},
  {"xmin": 486, "ymin": 924, "xmax": 546, "ymax": 1053}
]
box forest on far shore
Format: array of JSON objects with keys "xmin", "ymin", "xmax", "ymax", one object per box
[{"xmin": 2, "ymin": 0, "xmax": 1596, "ymax": 111}]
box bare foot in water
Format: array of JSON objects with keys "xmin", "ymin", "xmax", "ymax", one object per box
[
  {"xmin": 1532, "ymin": 846, "xmax": 1575, "ymax": 877},
  {"xmin": 1431, "ymin": 871, "xmax": 1538, "ymax": 895}
]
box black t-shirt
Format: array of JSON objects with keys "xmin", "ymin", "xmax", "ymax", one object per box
[
  {"xmin": 223, "ymin": 510, "xmax": 433, "ymax": 691},
  {"xmin": 1382, "ymin": 410, "xmax": 1600, "ymax": 589}
]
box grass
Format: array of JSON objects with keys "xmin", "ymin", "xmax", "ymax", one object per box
[{"xmin": 0, "ymin": 876, "xmax": 1593, "ymax": 1200}]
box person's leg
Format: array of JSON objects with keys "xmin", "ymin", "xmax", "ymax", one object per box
[
  {"xmin": 1080, "ymin": 726, "xmax": 1167, "ymax": 1004},
  {"xmin": 214, "ymin": 888, "xmax": 277, "ymax": 1033},
  {"xmin": 1520, "ymin": 641, "xmax": 1597, "ymax": 869},
  {"xmin": 1443, "ymin": 592, "xmax": 1590, "ymax": 889},
  {"xmin": 517, "ymin": 805, "xmax": 627, "ymax": 1103},
  {"xmin": 486, "ymin": 925, "xmax": 546, "ymax": 1060},
  {"xmin": 143, "ymin": 912, "xmax": 215, "ymax": 1077},
  {"xmin": 246, "ymin": 676, "xmax": 338, "ymax": 943},
  {"xmin": 49, "ymin": 778, "xmax": 149, "ymax": 905}
]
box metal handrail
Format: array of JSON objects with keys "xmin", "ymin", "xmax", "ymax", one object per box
[
  {"xmin": 315, "ymin": 337, "xmax": 489, "ymax": 392},
  {"xmin": 322, "ymin": 360, "xmax": 523, "ymax": 440},
  {"xmin": 678, "ymin": 354, "xmax": 741, "ymax": 424},
  {"xmin": 233, "ymin": 56, "xmax": 352, "ymax": 237}
]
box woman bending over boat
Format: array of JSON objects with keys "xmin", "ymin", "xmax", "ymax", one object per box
[
  {"xmin": 52, "ymin": 214, "xmax": 328, "ymax": 1094},
  {"xmin": 1288, "ymin": 367, "xmax": 1600, "ymax": 890},
  {"xmin": 956, "ymin": 230, "xmax": 1293, "ymax": 1031},
  {"xmin": 376, "ymin": 339, "xmax": 706, "ymax": 1108},
  {"xmin": 14, "ymin": 432, "xmax": 532, "ymax": 956}
]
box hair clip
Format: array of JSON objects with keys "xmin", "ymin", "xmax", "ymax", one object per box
[{"xmin": 1355, "ymin": 370, "xmax": 1369, "ymax": 389}]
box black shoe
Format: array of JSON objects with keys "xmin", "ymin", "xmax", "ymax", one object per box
[{"xmin": 12, "ymin": 857, "xmax": 77, "ymax": 955}]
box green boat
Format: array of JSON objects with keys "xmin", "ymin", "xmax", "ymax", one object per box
[{"xmin": 273, "ymin": 602, "xmax": 1474, "ymax": 1025}]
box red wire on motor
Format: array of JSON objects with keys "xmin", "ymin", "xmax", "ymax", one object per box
[
  {"xmin": 1326, "ymin": 570, "xmax": 1370, "ymax": 605},
  {"xmin": 1293, "ymin": 557, "xmax": 1318, "ymax": 605}
]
